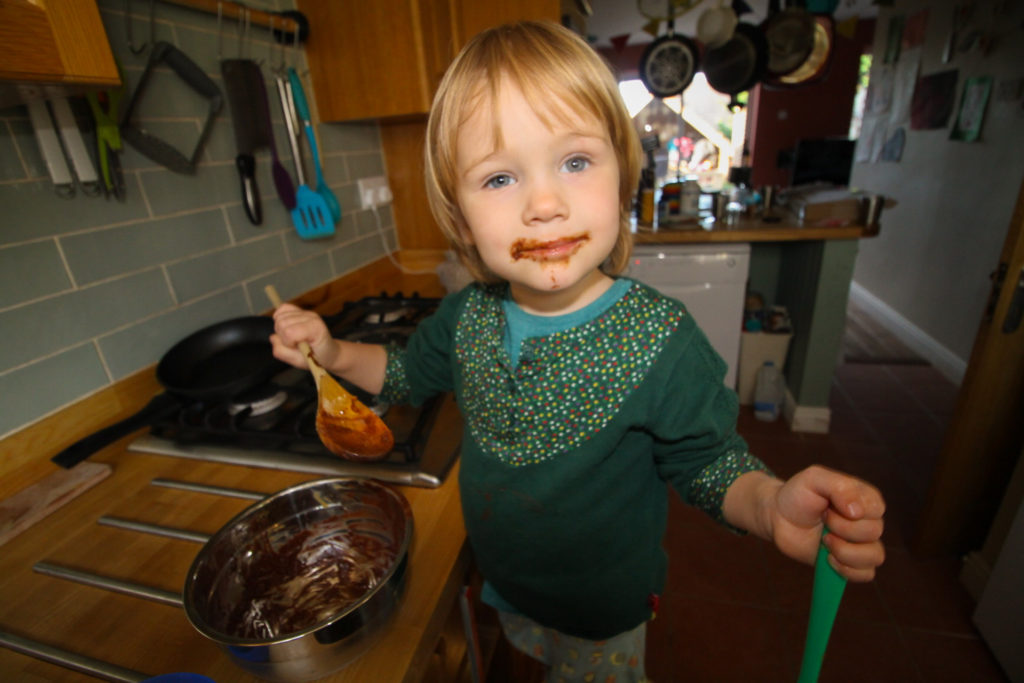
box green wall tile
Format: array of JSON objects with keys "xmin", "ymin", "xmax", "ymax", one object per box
[
  {"xmin": 320, "ymin": 121, "xmax": 382, "ymax": 153},
  {"xmin": 140, "ymin": 163, "xmax": 237, "ymax": 215},
  {"xmin": 0, "ymin": 344, "xmax": 109, "ymax": 438},
  {"xmin": 0, "ymin": 241, "xmax": 71, "ymax": 308},
  {"xmin": 98, "ymin": 287, "xmax": 251, "ymax": 380},
  {"xmin": 0, "ymin": 179, "xmax": 149, "ymax": 244},
  {"xmin": 62, "ymin": 209, "xmax": 231, "ymax": 285},
  {"xmin": 346, "ymin": 151, "xmax": 386, "ymax": 179},
  {"xmin": 7, "ymin": 116, "xmax": 47, "ymax": 179},
  {"xmin": 333, "ymin": 232, "xmax": 391, "ymax": 274},
  {"xmin": 0, "ymin": 119, "xmax": 26, "ymax": 181},
  {"xmin": 0, "ymin": 269, "xmax": 173, "ymax": 373},
  {"xmin": 167, "ymin": 234, "xmax": 287, "ymax": 302},
  {"xmin": 247, "ymin": 255, "xmax": 334, "ymax": 310}
]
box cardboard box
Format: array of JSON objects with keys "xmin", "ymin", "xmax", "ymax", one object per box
[
  {"xmin": 737, "ymin": 332, "xmax": 793, "ymax": 405},
  {"xmin": 784, "ymin": 187, "xmax": 862, "ymax": 225}
]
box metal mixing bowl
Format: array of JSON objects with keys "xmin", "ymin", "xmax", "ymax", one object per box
[{"xmin": 183, "ymin": 478, "xmax": 413, "ymax": 682}]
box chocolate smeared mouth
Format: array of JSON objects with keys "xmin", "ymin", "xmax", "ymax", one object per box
[{"xmin": 510, "ymin": 232, "xmax": 590, "ymax": 262}]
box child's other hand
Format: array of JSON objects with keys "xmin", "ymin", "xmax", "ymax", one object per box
[
  {"xmin": 771, "ymin": 465, "xmax": 886, "ymax": 582},
  {"xmin": 270, "ymin": 303, "xmax": 337, "ymax": 370}
]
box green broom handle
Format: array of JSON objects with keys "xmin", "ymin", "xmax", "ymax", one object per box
[{"xmin": 797, "ymin": 527, "xmax": 848, "ymax": 683}]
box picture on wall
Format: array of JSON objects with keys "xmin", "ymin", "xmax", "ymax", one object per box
[
  {"xmin": 950, "ymin": 76, "xmax": 993, "ymax": 142},
  {"xmin": 911, "ymin": 69, "xmax": 959, "ymax": 130}
]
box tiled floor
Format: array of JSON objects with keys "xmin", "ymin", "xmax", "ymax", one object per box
[{"xmin": 646, "ymin": 362, "xmax": 1010, "ymax": 682}]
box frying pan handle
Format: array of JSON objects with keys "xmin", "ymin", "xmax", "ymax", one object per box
[{"xmin": 51, "ymin": 393, "xmax": 182, "ymax": 469}]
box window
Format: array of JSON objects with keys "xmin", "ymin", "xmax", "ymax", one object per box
[{"xmin": 619, "ymin": 73, "xmax": 745, "ymax": 191}]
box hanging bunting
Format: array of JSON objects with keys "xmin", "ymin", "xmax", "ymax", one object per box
[
  {"xmin": 641, "ymin": 19, "xmax": 661, "ymax": 38},
  {"xmin": 731, "ymin": 0, "xmax": 753, "ymax": 17},
  {"xmin": 610, "ymin": 33, "xmax": 631, "ymax": 53}
]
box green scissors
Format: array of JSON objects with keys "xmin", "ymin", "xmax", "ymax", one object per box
[{"xmin": 86, "ymin": 76, "xmax": 125, "ymax": 201}]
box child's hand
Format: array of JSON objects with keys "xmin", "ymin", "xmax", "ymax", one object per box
[
  {"xmin": 770, "ymin": 465, "xmax": 886, "ymax": 582},
  {"xmin": 270, "ymin": 303, "xmax": 338, "ymax": 370}
]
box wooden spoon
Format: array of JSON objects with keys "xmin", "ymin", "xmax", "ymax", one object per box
[{"xmin": 265, "ymin": 286, "xmax": 394, "ymax": 460}]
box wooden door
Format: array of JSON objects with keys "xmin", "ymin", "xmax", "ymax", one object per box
[{"xmin": 915, "ymin": 173, "xmax": 1024, "ymax": 555}]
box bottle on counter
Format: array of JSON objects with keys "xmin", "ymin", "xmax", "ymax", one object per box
[
  {"xmin": 753, "ymin": 361, "xmax": 785, "ymax": 422},
  {"xmin": 680, "ymin": 177, "xmax": 701, "ymax": 217}
]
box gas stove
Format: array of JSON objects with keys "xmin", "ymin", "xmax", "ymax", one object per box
[{"xmin": 128, "ymin": 293, "xmax": 461, "ymax": 487}]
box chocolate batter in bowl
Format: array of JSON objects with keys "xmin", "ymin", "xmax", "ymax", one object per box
[{"xmin": 183, "ymin": 478, "xmax": 412, "ymax": 682}]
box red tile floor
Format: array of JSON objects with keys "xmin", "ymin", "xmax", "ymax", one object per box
[{"xmin": 646, "ymin": 362, "xmax": 1010, "ymax": 682}]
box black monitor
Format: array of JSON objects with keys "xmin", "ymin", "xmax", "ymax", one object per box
[{"xmin": 790, "ymin": 138, "xmax": 855, "ymax": 186}]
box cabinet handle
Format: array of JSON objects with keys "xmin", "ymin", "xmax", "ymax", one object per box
[{"xmin": 1002, "ymin": 267, "xmax": 1024, "ymax": 334}]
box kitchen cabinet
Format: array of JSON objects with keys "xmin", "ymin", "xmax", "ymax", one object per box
[
  {"xmin": 0, "ymin": 0, "xmax": 120, "ymax": 108},
  {"xmin": 297, "ymin": 0, "xmax": 565, "ymax": 122},
  {"xmin": 298, "ymin": 0, "xmax": 566, "ymax": 250},
  {"xmin": 296, "ymin": 1, "xmax": 457, "ymax": 122}
]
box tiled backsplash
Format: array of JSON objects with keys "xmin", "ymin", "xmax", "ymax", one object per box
[{"xmin": 0, "ymin": 1, "xmax": 399, "ymax": 438}]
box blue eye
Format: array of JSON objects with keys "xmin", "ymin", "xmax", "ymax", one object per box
[
  {"xmin": 562, "ymin": 156, "xmax": 590, "ymax": 173},
  {"xmin": 485, "ymin": 174, "xmax": 515, "ymax": 189}
]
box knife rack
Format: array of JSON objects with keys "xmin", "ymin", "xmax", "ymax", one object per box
[{"xmin": 149, "ymin": 0, "xmax": 307, "ymax": 42}]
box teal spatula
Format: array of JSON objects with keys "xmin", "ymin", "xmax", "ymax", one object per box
[
  {"xmin": 797, "ymin": 528, "xmax": 848, "ymax": 683},
  {"xmin": 283, "ymin": 69, "xmax": 333, "ymax": 239},
  {"xmin": 288, "ymin": 68, "xmax": 341, "ymax": 225}
]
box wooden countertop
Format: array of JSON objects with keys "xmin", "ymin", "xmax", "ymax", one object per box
[
  {"xmin": 0, "ymin": 448, "xmax": 468, "ymax": 682},
  {"xmin": 0, "ymin": 256, "xmax": 470, "ymax": 682},
  {"xmin": 632, "ymin": 211, "xmax": 874, "ymax": 244}
]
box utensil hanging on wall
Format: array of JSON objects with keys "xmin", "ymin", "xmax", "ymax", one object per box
[
  {"xmin": 256, "ymin": 69, "xmax": 296, "ymax": 210},
  {"xmin": 285, "ymin": 68, "xmax": 335, "ymax": 238},
  {"xmin": 26, "ymin": 100, "xmax": 76, "ymax": 198},
  {"xmin": 222, "ymin": 58, "xmax": 268, "ymax": 225},
  {"xmin": 26, "ymin": 98, "xmax": 101, "ymax": 198},
  {"xmin": 289, "ymin": 68, "xmax": 341, "ymax": 224},
  {"xmin": 120, "ymin": 41, "xmax": 223, "ymax": 174},
  {"xmin": 87, "ymin": 78, "xmax": 127, "ymax": 201}
]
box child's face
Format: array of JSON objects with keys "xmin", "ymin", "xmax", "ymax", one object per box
[{"xmin": 454, "ymin": 80, "xmax": 621, "ymax": 311}]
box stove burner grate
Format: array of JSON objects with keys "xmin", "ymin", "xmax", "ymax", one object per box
[{"xmin": 141, "ymin": 292, "xmax": 447, "ymax": 469}]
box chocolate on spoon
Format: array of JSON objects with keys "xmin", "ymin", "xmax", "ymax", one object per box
[{"xmin": 265, "ymin": 286, "xmax": 394, "ymax": 460}]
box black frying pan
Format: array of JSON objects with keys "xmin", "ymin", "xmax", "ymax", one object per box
[
  {"xmin": 763, "ymin": 14, "xmax": 835, "ymax": 89},
  {"xmin": 639, "ymin": 33, "xmax": 700, "ymax": 98},
  {"xmin": 760, "ymin": 0, "xmax": 817, "ymax": 78},
  {"xmin": 702, "ymin": 22, "xmax": 769, "ymax": 110},
  {"xmin": 52, "ymin": 316, "xmax": 283, "ymax": 468}
]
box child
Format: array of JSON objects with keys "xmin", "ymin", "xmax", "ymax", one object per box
[{"xmin": 271, "ymin": 21, "xmax": 885, "ymax": 682}]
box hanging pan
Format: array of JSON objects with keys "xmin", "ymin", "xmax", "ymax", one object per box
[
  {"xmin": 639, "ymin": 32, "xmax": 700, "ymax": 98},
  {"xmin": 701, "ymin": 22, "xmax": 769, "ymax": 110},
  {"xmin": 764, "ymin": 14, "xmax": 835, "ymax": 89},
  {"xmin": 760, "ymin": 0, "xmax": 817, "ymax": 79}
]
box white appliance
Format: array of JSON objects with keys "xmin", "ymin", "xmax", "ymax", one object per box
[
  {"xmin": 627, "ymin": 243, "xmax": 751, "ymax": 389},
  {"xmin": 974, "ymin": 488, "xmax": 1024, "ymax": 682}
]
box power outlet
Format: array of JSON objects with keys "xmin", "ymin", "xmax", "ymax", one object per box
[{"xmin": 358, "ymin": 176, "xmax": 392, "ymax": 209}]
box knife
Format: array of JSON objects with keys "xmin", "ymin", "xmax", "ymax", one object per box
[{"xmin": 222, "ymin": 58, "xmax": 269, "ymax": 225}]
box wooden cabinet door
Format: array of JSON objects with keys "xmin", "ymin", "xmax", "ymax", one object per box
[
  {"xmin": 455, "ymin": 0, "xmax": 561, "ymax": 45},
  {"xmin": 0, "ymin": 0, "xmax": 119, "ymax": 106},
  {"xmin": 298, "ymin": 0, "xmax": 456, "ymax": 122}
]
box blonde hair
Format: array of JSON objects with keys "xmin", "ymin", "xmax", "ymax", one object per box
[{"xmin": 425, "ymin": 21, "xmax": 642, "ymax": 283}]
